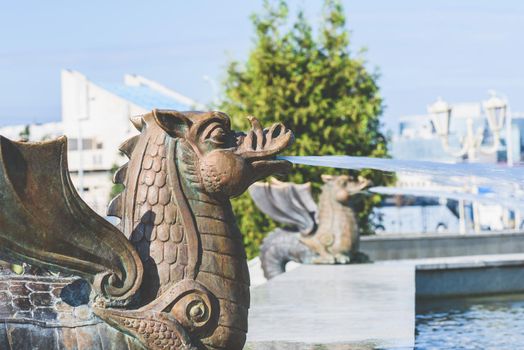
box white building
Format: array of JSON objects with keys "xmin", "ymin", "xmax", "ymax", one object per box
[{"xmin": 0, "ymin": 70, "xmax": 200, "ymax": 215}]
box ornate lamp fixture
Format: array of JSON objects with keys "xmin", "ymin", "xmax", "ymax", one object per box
[{"xmin": 428, "ymin": 92, "xmax": 506, "ymax": 162}]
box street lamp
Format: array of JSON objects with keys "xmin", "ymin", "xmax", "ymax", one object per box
[
  {"xmin": 427, "ymin": 97, "xmax": 451, "ymax": 138},
  {"xmin": 428, "ymin": 92, "xmax": 506, "ymax": 162},
  {"xmin": 483, "ymin": 91, "xmax": 510, "ymax": 166},
  {"xmin": 483, "ymin": 91, "xmax": 507, "ymax": 137},
  {"xmin": 428, "ymin": 92, "xmax": 508, "ymax": 234}
]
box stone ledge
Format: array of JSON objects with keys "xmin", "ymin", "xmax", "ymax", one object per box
[{"xmin": 247, "ymin": 264, "xmax": 415, "ymax": 349}]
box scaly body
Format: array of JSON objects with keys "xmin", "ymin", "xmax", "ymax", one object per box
[{"xmin": 108, "ymin": 111, "xmax": 292, "ymax": 349}]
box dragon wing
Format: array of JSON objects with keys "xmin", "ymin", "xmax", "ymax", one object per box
[
  {"xmin": 249, "ymin": 178, "xmax": 318, "ymax": 235},
  {"xmin": 0, "ymin": 136, "xmax": 142, "ymax": 302}
]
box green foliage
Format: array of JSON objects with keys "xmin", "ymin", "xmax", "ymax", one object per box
[
  {"xmin": 109, "ymin": 163, "xmax": 124, "ymax": 200},
  {"xmin": 220, "ymin": 0, "xmax": 393, "ymax": 259},
  {"xmin": 10, "ymin": 264, "xmax": 24, "ymax": 275},
  {"xmin": 18, "ymin": 125, "xmax": 30, "ymax": 142}
]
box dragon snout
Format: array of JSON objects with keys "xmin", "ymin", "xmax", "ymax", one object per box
[
  {"xmin": 339, "ymin": 176, "xmax": 373, "ymax": 201},
  {"xmin": 235, "ymin": 116, "xmax": 294, "ymax": 159},
  {"xmin": 199, "ymin": 116, "xmax": 294, "ymax": 198}
]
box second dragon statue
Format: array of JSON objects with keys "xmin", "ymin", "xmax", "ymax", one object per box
[
  {"xmin": 0, "ymin": 110, "xmax": 293, "ymax": 350},
  {"xmin": 250, "ymin": 175, "xmax": 371, "ymax": 279}
]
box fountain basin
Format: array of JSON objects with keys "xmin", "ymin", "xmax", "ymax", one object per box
[
  {"xmin": 361, "ymin": 231, "xmax": 524, "ymax": 261},
  {"xmin": 246, "ymin": 253, "xmax": 524, "ymax": 349}
]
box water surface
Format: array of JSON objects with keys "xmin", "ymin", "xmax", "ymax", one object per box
[
  {"xmin": 416, "ymin": 295, "xmax": 524, "ymax": 349},
  {"xmin": 279, "ymin": 155, "xmax": 524, "ymax": 210}
]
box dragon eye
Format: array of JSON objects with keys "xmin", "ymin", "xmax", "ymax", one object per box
[
  {"xmin": 210, "ymin": 127, "xmax": 223, "ymax": 137},
  {"xmin": 203, "ymin": 123, "xmax": 226, "ymax": 145}
]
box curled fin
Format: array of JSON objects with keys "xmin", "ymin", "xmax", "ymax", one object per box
[
  {"xmin": 0, "ymin": 136, "xmax": 143, "ymax": 303},
  {"xmin": 113, "ymin": 163, "xmax": 128, "ymax": 184},
  {"xmin": 107, "ymin": 194, "xmax": 123, "ymax": 219},
  {"xmin": 119, "ymin": 135, "xmax": 140, "ymax": 158}
]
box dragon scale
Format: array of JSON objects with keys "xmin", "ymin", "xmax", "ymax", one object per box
[{"xmin": 113, "ymin": 118, "xmax": 250, "ymax": 348}]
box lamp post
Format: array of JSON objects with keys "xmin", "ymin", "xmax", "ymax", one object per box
[
  {"xmin": 428, "ymin": 93, "xmax": 508, "ymax": 234},
  {"xmin": 428, "ymin": 92, "xmax": 506, "ymax": 162}
]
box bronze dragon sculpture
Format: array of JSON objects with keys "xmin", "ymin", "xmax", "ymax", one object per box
[
  {"xmin": 250, "ymin": 175, "xmax": 371, "ymax": 279},
  {"xmin": 0, "ymin": 110, "xmax": 293, "ymax": 349}
]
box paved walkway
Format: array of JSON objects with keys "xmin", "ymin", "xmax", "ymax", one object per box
[
  {"xmin": 246, "ymin": 263, "xmax": 415, "ymax": 349},
  {"xmin": 246, "ymin": 253, "xmax": 524, "ymax": 349}
]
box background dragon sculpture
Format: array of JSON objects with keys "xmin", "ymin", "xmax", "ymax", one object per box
[
  {"xmin": 250, "ymin": 175, "xmax": 371, "ymax": 279},
  {"xmin": 0, "ymin": 110, "xmax": 293, "ymax": 349}
]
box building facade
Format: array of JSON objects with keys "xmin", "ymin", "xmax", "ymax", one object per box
[
  {"xmin": 383, "ymin": 99, "xmax": 524, "ymax": 234},
  {"xmin": 0, "ymin": 70, "xmax": 199, "ymax": 215}
]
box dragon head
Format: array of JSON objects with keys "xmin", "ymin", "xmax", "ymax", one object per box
[
  {"xmin": 154, "ymin": 110, "xmax": 294, "ymax": 198},
  {"xmin": 321, "ymin": 174, "xmax": 372, "ymax": 204}
]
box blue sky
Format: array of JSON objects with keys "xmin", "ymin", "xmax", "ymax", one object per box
[{"xmin": 1, "ymin": 0, "xmax": 523, "ymax": 132}]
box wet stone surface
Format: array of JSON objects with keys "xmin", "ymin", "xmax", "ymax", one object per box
[
  {"xmin": 0, "ymin": 272, "xmax": 140, "ymax": 350},
  {"xmin": 244, "ymin": 342, "xmax": 381, "ymax": 350},
  {"xmin": 60, "ymin": 279, "xmax": 91, "ymax": 307},
  {"xmin": 0, "ymin": 273, "xmax": 97, "ymax": 327}
]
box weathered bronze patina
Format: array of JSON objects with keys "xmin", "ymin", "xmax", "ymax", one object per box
[
  {"xmin": 251, "ymin": 175, "xmax": 371, "ymax": 279},
  {"xmin": 0, "ymin": 110, "xmax": 293, "ymax": 349}
]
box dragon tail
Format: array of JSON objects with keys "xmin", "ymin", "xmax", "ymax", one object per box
[{"xmin": 260, "ymin": 228, "xmax": 313, "ymax": 279}]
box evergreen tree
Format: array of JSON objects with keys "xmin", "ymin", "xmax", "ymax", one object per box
[
  {"xmin": 109, "ymin": 163, "xmax": 124, "ymax": 200},
  {"xmin": 220, "ymin": 0, "xmax": 392, "ymax": 259},
  {"xmin": 18, "ymin": 125, "xmax": 30, "ymax": 142}
]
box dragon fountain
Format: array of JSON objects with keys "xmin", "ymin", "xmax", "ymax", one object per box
[
  {"xmin": 0, "ymin": 110, "xmax": 293, "ymax": 349},
  {"xmin": 250, "ymin": 175, "xmax": 371, "ymax": 279}
]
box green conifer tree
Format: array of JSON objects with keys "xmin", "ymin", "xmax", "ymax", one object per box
[{"xmin": 220, "ymin": 0, "xmax": 392, "ymax": 258}]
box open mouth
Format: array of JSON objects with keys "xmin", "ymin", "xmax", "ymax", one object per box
[{"xmin": 251, "ymin": 158, "xmax": 292, "ymax": 177}]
